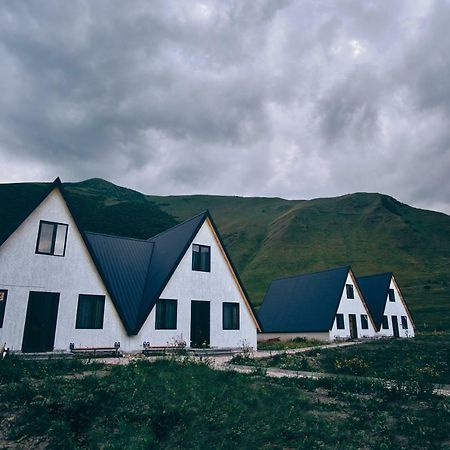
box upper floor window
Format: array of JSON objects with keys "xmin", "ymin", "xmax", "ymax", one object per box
[
  {"xmin": 382, "ymin": 315, "xmax": 389, "ymax": 329},
  {"xmin": 336, "ymin": 313, "xmax": 345, "ymax": 329},
  {"xmin": 401, "ymin": 316, "xmax": 408, "ymax": 330},
  {"xmin": 346, "ymin": 284, "xmax": 354, "ymax": 299},
  {"xmin": 76, "ymin": 294, "xmax": 105, "ymax": 329},
  {"xmin": 388, "ymin": 288, "xmax": 395, "ymax": 302},
  {"xmin": 155, "ymin": 299, "xmax": 177, "ymax": 330},
  {"xmin": 223, "ymin": 302, "xmax": 240, "ymax": 330},
  {"xmin": 36, "ymin": 221, "xmax": 68, "ymax": 256},
  {"xmin": 0, "ymin": 290, "xmax": 7, "ymax": 328},
  {"xmin": 192, "ymin": 244, "xmax": 210, "ymax": 272},
  {"xmin": 360, "ymin": 314, "xmax": 369, "ymax": 330}
]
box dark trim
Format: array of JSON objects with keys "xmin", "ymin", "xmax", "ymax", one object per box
[
  {"xmin": 223, "ymin": 302, "xmax": 240, "ymax": 330},
  {"xmin": 35, "ymin": 220, "xmax": 68, "ymax": 257},
  {"xmin": 0, "ymin": 289, "xmax": 7, "ymax": 328}
]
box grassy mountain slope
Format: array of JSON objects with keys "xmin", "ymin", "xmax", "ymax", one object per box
[{"xmin": 0, "ymin": 178, "xmax": 449, "ymax": 330}]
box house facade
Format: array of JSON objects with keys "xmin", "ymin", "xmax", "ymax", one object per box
[
  {"xmin": 258, "ymin": 267, "xmax": 376, "ymax": 342},
  {"xmin": 0, "ymin": 180, "xmax": 259, "ymax": 353},
  {"xmin": 357, "ymin": 273, "xmax": 415, "ymax": 338}
]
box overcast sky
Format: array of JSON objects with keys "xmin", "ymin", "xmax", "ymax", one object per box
[{"xmin": 1, "ymin": 1, "xmax": 450, "ymax": 214}]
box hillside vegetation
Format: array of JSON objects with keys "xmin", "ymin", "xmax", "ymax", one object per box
[{"xmin": 1, "ymin": 178, "xmax": 449, "ymax": 330}]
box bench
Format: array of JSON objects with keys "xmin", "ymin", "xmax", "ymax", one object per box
[
  {"xmin": 142, "ymin": 341, "xmax": 186, "ymax": 356},
  {"xmin": 69, "ymin": 342, "xmax": 121, "ymax": 358}
]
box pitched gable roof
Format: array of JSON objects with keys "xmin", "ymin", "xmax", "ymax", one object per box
[
  {"xmin": 356, "ymin": 272, "xmax": 392, "ymax": 331},
  {"xmin": 258, "ymin": 266, "xmax": 350, "ymax": 333}
]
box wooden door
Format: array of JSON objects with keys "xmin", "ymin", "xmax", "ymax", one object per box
[
  {"xmin": 349, "ymin": 314, "xmax": 358, "ymax": 339},
  {"xmin": 22, "ymin": 291, "xmax": 60, "ymax": 353},
  {"xmin": 392, "ymin": 316, "xmax": 400, "ymax": 338},
  {"xmin": 190, "ymin": 301, "xmax": 210, "ymax": 348}
]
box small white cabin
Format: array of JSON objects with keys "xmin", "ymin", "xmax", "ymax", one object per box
[{"xmin": 0, "ymin": 179, "xmax": 260, "ymax": 353}]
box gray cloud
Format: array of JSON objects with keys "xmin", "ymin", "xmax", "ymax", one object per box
[{"xmin": 0, "ymin": 0, "xmax": 449, "ymax": 214}]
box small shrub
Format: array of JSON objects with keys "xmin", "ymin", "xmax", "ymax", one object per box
[{"xmin": 334, "ymin": 357, "xmax": 369, "ymax": 375}]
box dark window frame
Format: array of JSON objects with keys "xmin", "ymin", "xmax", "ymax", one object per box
[
  {"xmin": 346, "ymin": 284, "xmax": 355, "ymax": 299},
  {"xmin": 401, "ymin": 316, "xmax": 408, "ymax": 330},
  {"xmin": 155, "ymin": 299, "xmax": 178, "ymax": 330},
  {"xmin": 0, "ymin": 289, "xmax": 7, "ymax": 328},
  {"xmin": 388, "ymin": 288, "xmax": 395, "ymax": 302},
  {"xmin": 336, "ymin": 313, "xmax": 345, "ymax": 329},
  {"xmin": 382, "ymin": 315, "xmax": 389, "ymax": 329},
  {"xmin": 75, "ymin": 294, "xmax": 105, "ymax": 329},
  {"xmin": 360, "ymin": 314, "xmax": 369, "ymax": 330},
  {"xmin": 192, "ymin": 244, "xmax": 211, "ymax": 272},
  {"xmin": 223, "ymin": 302, "xmax": 240, "ymax": 330},
  {"xmin": 35, "ymin": 220, "xmax": 68, "ymax": 257}
]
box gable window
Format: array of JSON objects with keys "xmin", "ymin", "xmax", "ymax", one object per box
[
  {"xmin": 155, "ymin": 299, "xmax": 177, "ymax": 330},
  {"xmin": 388, "ymin": 288, "xmax": 395, "ymax": 302},
  {"xmin": 401, "ymin": 316, "xmax": 408, "ymax": 330},
  {"xmin": 0, "ymin": 290, "xmax": 7, "ymax": 328},
  {"xmin": 346, "ymin": 284, "xmax": 354, "ymax": 299},
  {"xmin": 76, "ymin": 294, "xmax": 105, "ymax": 329},
  {"xmin": 360, "ymin": 314, "xmax": 369, "ymax": 330},
  {"xmin": 192, "ymin": 244, "xmax": 211, "ymax": 272},
  {"xmin": 382, "ymin": 315, "xmax": 389, "ymax": 329},
  {"xmin": 36, "ymin": 221, "xmax": 68, "ymax": 256},
  {"xmin": 336, "ymin": 314, "xmax": 345, "ymax": 329},
  {"xmin": 223, "ymin": 302, "xmax": 240, "ymax": 330}
]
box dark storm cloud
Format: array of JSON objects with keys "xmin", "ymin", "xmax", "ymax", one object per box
[{"xmin": 0, "ymin": 0, "xmax": 449, "ymax": 213}]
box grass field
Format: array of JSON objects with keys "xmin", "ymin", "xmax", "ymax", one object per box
[{"xmin": 1, "ymin": 346, "xmax": 449, "ymax": 449}]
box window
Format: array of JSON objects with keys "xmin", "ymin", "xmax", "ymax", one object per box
[
  {"xmin": 155, "ymin": 299, "xmax": 177, "ymax": 329},
  {"xmin": 388, "ymin": 288, "xmax": 395, "ymax": 302},
  {"xmin": 360, "ymin": 314, "xmax": 369, "ymax": 330},
  {"xmin": 401, "ymin": 316, "xmax": 408, "ymax": 330},
  {"xmin": 192, "ymin": 244, "xmax": 211, "ymax": 272},
  {"xmin": 382, "ymin": 315, "xmax": 389, "ymax": 329},
  {"xmin": 0, "ymin": 290, "xmax": 7, "ymax": 328},
  {"xmin": 336, "ymin": 314, "xmax": 345, "ymax": 329},
  {"xmin": 76, "ymin": 294, "xmax": 105, "ymax": 329},
  {"xmin": 223, "ymin": 302, "xmax": 240, "ymax": 330},
  {"xmin": 36, "ymin": 221, "xmax": 68, "ymax": 256},
  {"xmin": 346, "ymin": 284, "xmax": 354, "ymax": 299}
]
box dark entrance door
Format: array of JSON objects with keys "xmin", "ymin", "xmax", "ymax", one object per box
[
  {"xmin": 22, "ymin": 291, "xmax": 60, "ymax": 353},
  {"xmin": 392, "ymin": 316, "xmax": 400, "ymax": 338},
  {"xmin": 349, "ymin": 314, "xmax": 358, "ymax": 339},
  {"xmin": 190, "ymin": 301, "xmax": 210, "ymax": 348}
]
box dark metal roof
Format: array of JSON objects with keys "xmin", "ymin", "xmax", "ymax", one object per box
[
  {"xmin": 258, "ymin": 266, "xmax": 350, "ymax": 333},
  {"xmin": 357, "ymin": 272, "xmax": 393, "ymax": 331}
]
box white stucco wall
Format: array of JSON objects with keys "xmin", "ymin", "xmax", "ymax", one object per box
[
  {"xmin": 329, "ymin": 273, "xmax": 377, "ymax": 340},
  {"xmin": 377, "ymin": 278, "xmax": 415, "ymax": 338},
  {"xmin": 0, "ymin": 189, "xmax": 258, "ymax": 352}
]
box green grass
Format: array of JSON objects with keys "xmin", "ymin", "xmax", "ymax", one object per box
[
  {"xmin": 257, "ymin": 337, "xmax": 324, "ymax": 351},
  {"xmin": 248, "ymin": 334, "xmax": 450, "ymax": 385},
  {"xmin": 1, "ymin": 178, "xmax": 450, "ymax": 330},
  {"xmin": 0, "ymin": 357, "xmax": 449, "ymax": 449}
]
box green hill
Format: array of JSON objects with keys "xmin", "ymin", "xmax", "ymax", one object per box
[{"xmin": 1, "ymin": 178, "xmax": 449, "ymax": 331}]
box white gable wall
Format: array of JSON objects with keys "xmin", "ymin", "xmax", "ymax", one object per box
[
  {"xmin": 377, "ymin": 278, "xmax": 415, "ymax": 338},
  {"xmin": 137, "ymin": 219, "xmax": 258, "ymax": 349},
  {"xmin": 0, "ymin": 189, "xmax": 134, "ymax": 351},
  {"xmin": 329, "ymin": 273, "xmax": 376, "ymax": 340}
]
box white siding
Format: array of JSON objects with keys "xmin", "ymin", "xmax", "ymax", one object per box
[
  {"xmin": 0, "ymin": 189, "xmax": 257, "ymax": 352},
  {"xmin": 377, "ymin": 278, "xmax": 415, "ymax": 338},
  {"xmin": 329, "ymin": 273, "xmax": 377, "ymax": 340}
]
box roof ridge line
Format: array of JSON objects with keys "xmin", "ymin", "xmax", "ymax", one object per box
[
  {"xmin": 85, "ymin": 230, "xmax": 154, "ymax": 244},
  {"xmin": 271, "ymin": 265, "xmax": 350, "ymax": 282},
  {"xmin": 148, "ymin": 210, "xmax": 208, "ymax": 241}
]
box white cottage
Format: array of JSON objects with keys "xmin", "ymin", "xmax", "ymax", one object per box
[
  {"xmin": 258, "ymin": 266, "xmax": 377, "ymax": 342},
  {"xmin": 0, "ymin": 179, "xmax": 260, "ymax": 353},
  {"xmin": 357, "ymin": 273, "xmax": 415, "ymax": 338}
]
